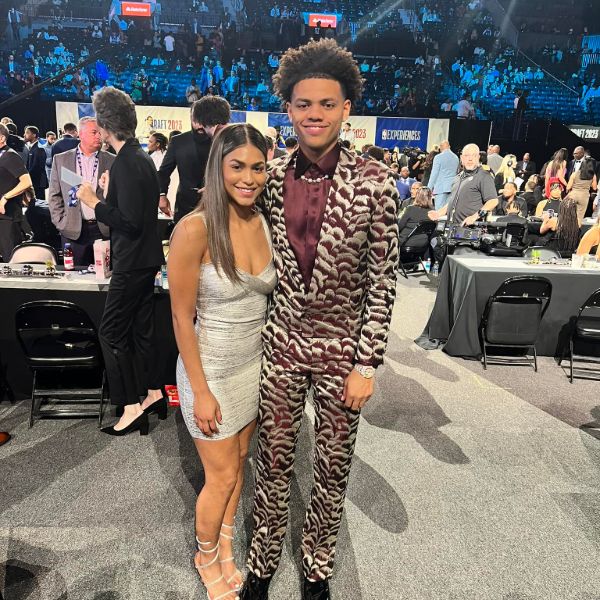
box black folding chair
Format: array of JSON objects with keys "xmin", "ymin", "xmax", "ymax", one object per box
[
  {"xmin": 398, "ymin": 220, "xmax": 437, "ymax": 279},
  {"xmin": 560, "ymin": 288, "xmax": 600, "ymax": 383},
  {"xmin": 523, "ymin": 246, "xmax": 561, "ymax": 261},
  {"xmin": 479, "ymin": 276, "xmax": 552, "ymax": 371},
  {"xmin": 15, "ymin": 301, "xmax": 107, "ymax": 427}
]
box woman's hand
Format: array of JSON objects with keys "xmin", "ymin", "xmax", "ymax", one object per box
[
  {"xmin": 76, "ymin": 182, "xmax": 100, "ymax": 209},
  {"xmin": 193, "ymin": 389, "xmax": 223, "ymax": 436}
]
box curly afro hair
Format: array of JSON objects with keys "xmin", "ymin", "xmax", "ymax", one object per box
[{"xmin": 272, "ymin": 39, "xmax": 364, "ymax": 105}]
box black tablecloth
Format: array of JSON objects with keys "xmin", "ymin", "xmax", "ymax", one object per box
[
  {"xmin": 424, "ymin": 255, "xmax": 600, "ymax": 358},
  {"xmin": 0, "ymin": 286, "xmax": 177, "ymax": 399}
]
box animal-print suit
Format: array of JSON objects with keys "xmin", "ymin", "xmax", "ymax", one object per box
[{"xmin": 248, "ymin": 146, "xmax": 399, "ymax": 581}]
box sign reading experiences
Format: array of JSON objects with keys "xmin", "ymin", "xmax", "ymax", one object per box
[
  {"xmin": 375, "ymin": 117, "xmax": 429, "ymax": 150},
  {"xmin": 267, "ymin": 113, "xmax": 295, "ymax": 140}
]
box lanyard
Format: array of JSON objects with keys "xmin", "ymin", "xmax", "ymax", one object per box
[{"xmin": 76, "ymin": 147, "xmax": 99, "ymax": 183}]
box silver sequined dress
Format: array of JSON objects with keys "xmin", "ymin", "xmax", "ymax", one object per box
[{"xmin": 177, "ymin": 214, "xmax": 277, "ymax": 440}]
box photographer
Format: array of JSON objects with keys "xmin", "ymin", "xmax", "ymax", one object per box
[{"xmin": 429, "ymin": 143, "xmax": 498, "ymax": 227}]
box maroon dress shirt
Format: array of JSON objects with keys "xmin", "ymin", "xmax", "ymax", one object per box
[{"xmin": 283, "ymin": 144, "xmax": 341, "ymax": 289}]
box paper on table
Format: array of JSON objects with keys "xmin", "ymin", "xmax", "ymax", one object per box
[
  {"xmin": 61, "ymin": 166, "xmax": 83, "ymax": 188},
  {"xmin": 514, "ymin": 176, "xmax": 524, "ymax": 190}
]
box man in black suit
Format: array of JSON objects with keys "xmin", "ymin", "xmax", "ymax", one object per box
[
  {"xmin": 516, "ymin": 152, "xmax": 536, "ymax": 182},
  {"xmin": 567, "ymin": 146, "xmax": 586, "ymax": 180},
  {"xmin": 51, "ymin": 123, "xmax": 79, "ymax": 158},
  {"xmin": 158, "ymin": 96, "xmax": 231, "ymax": 222},
  {"xmin": 24, "ymin": 125, "xmax": 48, "ymax": 199}
]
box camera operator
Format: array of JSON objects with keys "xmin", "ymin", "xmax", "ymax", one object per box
[{"xmin": 429, "ymin": 143, "xmax": 498, "ymax": 227}]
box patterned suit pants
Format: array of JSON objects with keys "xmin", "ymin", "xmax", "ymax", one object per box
[{"xmin": 247, "ymin": 335, "xmax": 361, "ymax": 581}]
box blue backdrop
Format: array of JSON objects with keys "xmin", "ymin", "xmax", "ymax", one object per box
[{"xmin": 374, "ymin": 117, "xmax": 429, "ymax": 150}]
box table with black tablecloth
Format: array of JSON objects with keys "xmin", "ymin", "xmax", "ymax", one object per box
[
  {"xmin": 424, "ymin": 255, "xmax": 600, "ymax": 358},
  {"xmin": 0, "ymin": 270, "xmax": 177, "ymax": 399}
]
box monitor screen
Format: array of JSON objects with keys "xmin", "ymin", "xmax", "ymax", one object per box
[{"xmin": 121, "ymin": 2, "xmax": 152, "ymax": 17}]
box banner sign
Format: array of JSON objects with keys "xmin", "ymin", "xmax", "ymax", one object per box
[
  {"xmin": 303, "ymin": 12, "xmax": 340, "ymax": 27},
  {"xmin": 121, "ymin": 2, "xmax": 151, "ymax": 17},
  {"xmin": 56, "ymin": 102, "xmax": 448, "ymax": 151},
  {"xmin": 375, "ymin": 117, "xmax": 430, "ymax": 150},
  {"xmin": 267, "ymin": 113, "xmax": 295, "ymax": 140},
  {"xmin": 569, "ymin": 124, "xmax": 600, "ymax": 140}
]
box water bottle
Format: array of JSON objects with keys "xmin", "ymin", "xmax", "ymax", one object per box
[
  {"xmin": 63, "ymin": 243, "xmax": 74, "ymax": 270},
  {"xmin": 432, "ymin": 263, "xmax": 439, "ymax": 277},
  {"xmin": 424, "ymin": 258, "xmax": 431, "ymax": 273}
]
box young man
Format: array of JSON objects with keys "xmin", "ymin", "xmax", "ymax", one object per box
[
  {"xmin": 157, "ymin": 96, "xmax": 230, "ymax": 222},
  {"xmin": 241, "ymin": 39, "xmax": 399, "ymax": 600}
]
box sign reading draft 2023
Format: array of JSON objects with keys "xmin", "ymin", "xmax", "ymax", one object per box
[{"xmin": 375, "ymin": 118, "xmax": 429, "ymax": 150}]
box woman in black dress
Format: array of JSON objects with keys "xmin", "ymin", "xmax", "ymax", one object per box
[{"xmin": 398, "ymin": 186, "xmax": 434, "ymax": 246}]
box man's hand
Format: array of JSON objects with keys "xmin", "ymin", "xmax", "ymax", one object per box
[
  {"xmin": 342, "ymin": 369, "xmax": 375, "ymax": 412},
  {"xmin": 462, "ymin": 213, "xmax": 479, "ymax": 226},
  {"xmin": 98, "ymin": 170, "xmax": 110, "ymax": 197},
  {"xmin": 159, "ymin": 194, "xmax": 172, "ymax": 217}
]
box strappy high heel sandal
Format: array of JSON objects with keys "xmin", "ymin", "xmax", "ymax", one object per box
[
  {"xmin": 195, "ymin": 538, "xmax": 240, "ymax": 600},
  {"xmin": 219, "ymin": 524, "xmax": 243, "ymax": 589}
]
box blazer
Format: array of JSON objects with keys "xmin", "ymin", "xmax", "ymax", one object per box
[
  {"xmin": 261, "ymin": 147, "xmax": 399, "ymax": 368},
  {"xmin": 49, "ymin": 147, "xmax": 114, "ymax": 241},
  {"xmin": 158, "ymin": 130, "xmax": 210, "ymax": 218},
  {"xmin": 398, "ymin": 205, "xmax": 431, "ymax": 246},
  {"xmin": 94, "ymin": 139, "xmax": 163, "ymax": 272},
  {"xmin": 428, "ymin": 149, "xmax": 459, "ymax": 195},
  {"xmin": 27, "ymin": 141, "xmax": 49, "ymax": 191},
  {"xmin": 516, "ymin": 160, "xmax": 536, "ymax": 179},
  {"xmin": 51, "ymin": 134, "xmax": 79, "ymax": 158}
]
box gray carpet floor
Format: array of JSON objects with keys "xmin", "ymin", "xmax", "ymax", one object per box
[{"xmin": 1, "ymin": 274, "xmax": 600, "ymax": 600}]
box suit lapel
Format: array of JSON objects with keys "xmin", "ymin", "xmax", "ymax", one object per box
[
  {"xmin": 268, "ymin": 152, "xmax": 306, "ymax": 293},
  {"xmin": 308, "ymin": 147, "xmax": 359, "ymax": 296}
]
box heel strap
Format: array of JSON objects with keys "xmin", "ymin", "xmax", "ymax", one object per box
[
  {"xmin": 219, "ymin": 530, "xmax": 234, "ymax": 540},
  {"xmin": 221, "ymin": 523, "xmax": 234, "ymax": 529}
]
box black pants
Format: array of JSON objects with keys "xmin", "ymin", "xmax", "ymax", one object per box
[
  {"xmin": 62, "ymin": 221, "xmax": 105, "ymax": 267},
  {"xmin": 0, "ymin": 218, "xmax": 23, "ymax": 262},
  {"xmin": 99, "ymin": 267, "xmax": 161, "ymax": 406}
]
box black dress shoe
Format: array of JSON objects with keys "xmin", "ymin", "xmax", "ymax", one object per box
[
  {"xmin": 239, "ymin": 572, "xmax": 271, "ymax": 600},
  {"xmin": 303, "ymin": 577, "xmax": 330, "ymax": 600},
  {"xmin": 101, "ymin": 412, "xmax": 149, "ymax": 436}
]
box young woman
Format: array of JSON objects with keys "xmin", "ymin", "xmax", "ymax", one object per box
[
  {"xmin": 567, "ymin": 157, "xmax": 597, "ymax": 225},
  {"xmin": 397, "ymin": 186, "xmax": 434, "ymax": 246},
  {"xmin": 543, "ymin": 148, "xmax": 568, "ymax": 198},
  {"xmin": 167, "ymin": 123, "xmax": 276, "ymax": 600},
  {"xmin": 493, "ymin": 153, "xmax": 517, "ymax": 193}
]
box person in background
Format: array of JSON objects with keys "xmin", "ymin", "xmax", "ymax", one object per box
[
  {"xmin": 23, "ymin": 125, "xmax": 48, "ymax": 200},
  {"xmin": 567, "ymin": 156, "xmax": 597, "ymax": 224},
  {"xmin": 0, "ymin": 122, "xmax": 32, "ymax": 261},
  {"xmin": 493, "ymin": 154, "xmax": 517, "ymax": 193},
  {"xmin": 542, "ymin": 196, "xmax": 579, "ymax": 254},
  {"xmin": 521, "ymin": 174, "xmax": 543, "ymax": 215},
  {"xmin": 427, "ymin": 140, "xmax": 458, "ymax": 210},
  {"xmin": 49, "ymin": 117, "xmax": 115, "ymax": 266},
  {"xmin": 264, "ymin": 127, "xmax": 286, "ymax": 158},
  {"xmin": 400, "ymin": 180, "xmax": 423, "ymax": 210},
  {"xmin": 544, "ymin": 148, "xmax": 568, "ymax": 198},
  {"xmin": 76, "ymin": 87, "xmax": 165, "ymax": 437},
  {"xmin": 486, "ymin": 144, "xmax": 503, "ymax": 174},
  {"xmin": 51, "ymin": 122, "xmax": 79, "ymax": 157},
  {"xmin": 576, "ymin": 213, "xmax": 600, "ymax": 257},
  {"xmin": 395, "ymin": 165, "xmax": 415, "ymax": 201},
  {"xmin": 148, "ymin": 131, "xmax": 168, "ymax": 170},
  {"xmin": 367, "ymin": 145, "xmax": 385, "ymax": 163},
  {"xmin": 516, "ymin": 152, "xmax": 536, "ymax": 181},
  {"xmin": 44, "ymin": 130, "xmax": 57, "ymax": 181},
  {"xmin": 398, "ymin": 186, "xmax": 434, "ymax": 246},
  {"xmin": 284, "ymin": 136, "xmax": 298, "ymax": 155},
  {"xmin": 159, "ymin": 97, "xmax": 231, "ymax": 222},
  {"xmin": 421, "ymin": 147, "xmax": 439, "ymax": 187},
  {"xmin": 493, "ymin": 182, "xmax": 527, "ymax": 217}
]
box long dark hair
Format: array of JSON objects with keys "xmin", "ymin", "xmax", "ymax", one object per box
[
  {"xmin": 199, "ymin": 123, "xmax": 268, "ymax": 284},
  {"xmin": 579, "ymin": 157, "xmax": 596, "ymax": 181},
  {"xmin": 556, "ymin": 197, "xmax": 580, "ymax": 253},
  {"xmin": 548, "ymin": 148, "xmax": 567, "ymax": 177}
]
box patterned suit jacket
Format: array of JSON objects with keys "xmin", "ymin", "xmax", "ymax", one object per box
[{"xmin": 261, "ymin": 146, "xmax": 399, "ymax": 368}]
